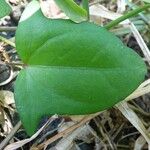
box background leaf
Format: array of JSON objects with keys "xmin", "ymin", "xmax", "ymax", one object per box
[
  {"xmin": 54, "ymin": 0, "xmax": 87, "ymax": 23},
  {"xmin": 140, "ymin": 0, "xmax": 150, "ymax": 3},
  {"xmin": 0, "ymin": 0, "xmax": 12, "ymax": 19},
  {"xmin": 15, "ymin": 1, "xmax": 146, "ymax": 135}
]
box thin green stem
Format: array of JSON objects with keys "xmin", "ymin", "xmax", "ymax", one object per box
[
  {"xmin": 81, "ymin": 0, "xmax": 89, "ymax": 19},
  {"xmin": 105, "ymin": 4, "xmax": 150, "ymax": 30},
  {"xmin": 0, "ymin": 35, "xmax": 15, "ymax": 47},
  {"xmin": 126, "ymin": 0, "xmax": 150, "ymax": 25}
]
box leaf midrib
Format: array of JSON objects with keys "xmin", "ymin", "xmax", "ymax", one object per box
[{"xmin": 26, "ymin": 65, "xmax": 144, "ymax": 71}]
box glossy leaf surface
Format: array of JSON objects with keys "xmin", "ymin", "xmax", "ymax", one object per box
[
  {"xmin": 15, "ymin": 1, "xmax": 146, "ymax": 135},
  {"xmin": 0, "ymin": 0, "xmax": 11, "ymax": 18}
]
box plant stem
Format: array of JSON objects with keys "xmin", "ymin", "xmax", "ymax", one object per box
[
  {"xmin": 0, "ymin": 35, "xmax": 15, "ymax": 47},
  {"xmin": 0, "ymin": 61, "xmax": 25, "ymax": 67},
  {"xmin": 126, "ymin": 0, "xmax": 150, "ymax": 26},
  {"xmin": 0, "ymin": 26, "xmax": 17, "ymax": 32},
  {"xmin": 82, "ymin": 0, "xmax": 89, "ymax": 19},
  {"xmin": 105, "ymin": 4, "xmax": 150, "ymax": 30}
]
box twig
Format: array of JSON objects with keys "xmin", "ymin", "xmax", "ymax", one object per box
[
  {"xmin": 128, "ymin": 104, "xmax": 150, "ymax": 117},
  {"xmin": 0, "ymin": 61, "xmax": 25, "ymax": 67},
  {"xmin": 37, "ymin": 112, "xmax": 101, "ymax": 149},
  {"xmin": 112, "ymin": 123, "xmax": 125, "ymax": 140},
  {"xmin": 0, "ymin": 61, "xmax": 23, "ymax": 86},
  {"xmin": 4, "ymin": 116, "xmax": 58, "ymax": 150},
  {"xmin": 0, "ymin": 26, "xmax": 17, "ymax": 32},
  {"xmin": 0, "ymin": 66, "xmax": 14, "ymax": 86},
  {"xmin": 99, "ymin": 121, "xmax": 117, "ymax": 150},
  {"xmin": 116, "ymin": 102, "xmax": 150, "ymax": 147},
  {"xmin": 118, "ymin": 131, "xmax": 140, "ymax": 142},
  {"xmin": 0, "ymin": 121, "xmax": 22, "ymax": 150},
  {"xmin": 6, "ymin": 62, "xmax": 25, "ymax": 67},
  {"xmin": 0, "ymin": 35, "xmax": 15, "ymax": 47}
]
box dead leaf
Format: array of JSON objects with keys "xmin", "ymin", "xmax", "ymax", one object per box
[{"xmin": 0, "ymin": 90, "xmax": 14, "ymax": 106}]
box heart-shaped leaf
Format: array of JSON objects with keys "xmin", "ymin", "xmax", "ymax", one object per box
[
  {"xmin": 0, "ymin": 0, "xmax": 12, "ymax": 18},
  {"xmin": 15, "ymin": 1, "xmax": 146, "ymax": 135}
]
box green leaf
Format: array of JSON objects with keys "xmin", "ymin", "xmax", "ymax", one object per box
[
  {"xmin": 0, "ymin": 0, "xmax": 12, "ymax": 19},
  {"xmin": 141, "ymin": 0, "xmax": 150, "ymax": 3},
  {"xmin": 81, "ymin": 0, "xmax": 89, "ymax": 19},
  {"xmin": 54, "ymin": 0, "xmax": 87, "ymax": 23},
  {"xmin": 15, "ymin": 1, "xmax": 146, "ymax": 135}
]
